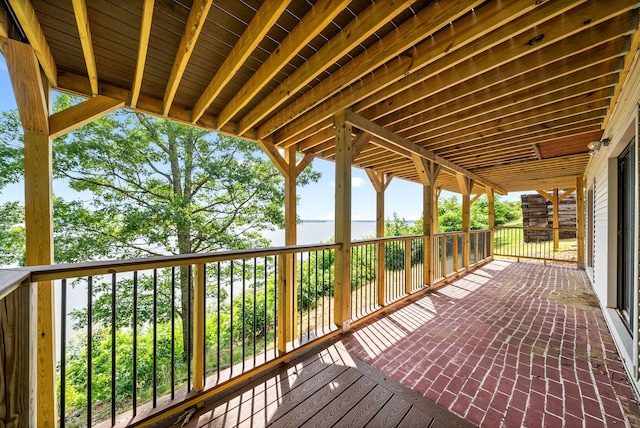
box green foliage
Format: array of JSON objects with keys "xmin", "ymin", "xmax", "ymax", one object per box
[{"xmin": 0, "ymin": 202, "xmax": 25, "ymax": 266}]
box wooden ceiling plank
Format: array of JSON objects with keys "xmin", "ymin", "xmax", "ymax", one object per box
[
  {"xmin": 274, "ymin": 0, "xmax": 567, "ymax": 146},
  {"xmin": 604, "ymin": 8, "xmax": 640, "ymax": 128},
  {"xmin": 162, "ymin": 0, "xmax": 214, "ymax": 116},
  {"xmin": 237, "ymin": 0, "xmax": 418, "ymax": 136},
  {"xmin": 366, "ymin": 11, "xmax": 636, "ymax": 132},
  {"xmin": 130, "ymin": 0, "xmax": 155, "ymax": 108},
  {"xmin": 214, "ymin": 0, "xmax": 350, "ymax": 129},
  {"xmin": 343, "ymin": 110, "xmax": 506, "ymax": 194},
  {"xmin": 424, "ymin": 99, "xmax": 611, "ymax": 152},
  {"xmin": 441, "ymin": 118, "xmax": 603, "ymax": 159},
  {"xmin": 191, "ymin": 0, "xmax": 291, "ymax": 124},
  {"xmin": 397, "ymin": 65, "xmax": 619, "ymax": 141},
  {"xmin": 6, "ymin": 0, "xmax": 58, "ymax": 86},
  {"xmin": 259, "ymin": 0, "xmax": 483, "ymax": 140},
  {"xmin": 56, "ymin": 70, "xmax": 247, "ymax": 142},
  {"xmin": 49, "ymin": 95, "xmax": 124, "ymax": 138},
  {"xmin": 360, "ymin": 0, "xmax": 638, "ymax": 124},
  {"xmin": 72, "ymin": 0, "xmax": 99, "ymax": 95}
]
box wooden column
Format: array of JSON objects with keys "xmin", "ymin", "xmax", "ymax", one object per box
[
  {"xmin": 334, "ymin": 111, "xmax": 353, "ymax": 332},
  {"xmin": 457, "ymin": 173, "xmax": 473, "ymax": 269},
  {"xmin": 576, "ymin": 176, "xmax": 586, "ymax": 269},
  {"xmin": 2, "ymin": 37, "xmax": 56, "ymax": 427},
  {"xmin": 552, "ymin": 188, "xmax": 560, "ymax": 251},
  {"xmin": 486, "ymin": 186, "xmax": 495, "ymax": 257},
  {"xmin": 257, "ymin": 140, "xmax": 313, "ymax": 350},
  {"xmin": 413, "ymin": 155, "xmax": 440, "ymax": 287},
  {"xmin": 365, "ymin": 169, "xmax": 391, "ymax": 306}
]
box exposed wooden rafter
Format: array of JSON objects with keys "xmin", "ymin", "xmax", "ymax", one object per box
[
  {"xmin": 162, "ymin": 0, "xmax": 214, "ymax": 116},
  {"xmin": 71, "ymin": 0, "xmax": 99, "ymax": 96},
  {"xmin": 191, "ymin": 0, "xmax": 291, "ymax": 124},
  {"xmin": 6, "ymin": 0, "xmax": 57, "ymax": 86},
  {"xmin": 130, "ymin": 0, "xmax": 155, "ymax": 108},
  {"xmin": 237, "ymin": 0, "xmax": 419, "ymax": 136}
]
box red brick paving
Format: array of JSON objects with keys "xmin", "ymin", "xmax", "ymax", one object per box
[{"xmin": 336, "ymin": 260, "xmax": 640, "ymax": 427}]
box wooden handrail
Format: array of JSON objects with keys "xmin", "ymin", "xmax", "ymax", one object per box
[
  {"xmin": 21, "ymin": 243, "xmax": 340, "ymax": 282},
  {"xmin": 0, "ymin": 269, "xmax": 30, "ymax": 300}
]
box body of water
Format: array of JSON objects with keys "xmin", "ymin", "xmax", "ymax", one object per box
[{"xmin": 262, "ymin": 220, "xmax": 379, "ymax": 246}]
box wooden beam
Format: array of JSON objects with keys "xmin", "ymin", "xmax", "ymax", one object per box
[
  {"xmin": 6, "ymin": 0, "xmax": 57, "ymax": 86},
  {"xmin": 274, "ymin": 0, "xmax": 583, "ymax": 145},
  {"xmin": 283, "ymin": 146, "xmax": 297, "ymax": 343},
  {"xmin": 214, "ymin": 0, "xmax": 348, "ymax": 129},
  {"xmin": 557, "ymin": 188, "xmax": 576, "ymax": 202},
  {"xmin": 552, "ymin": 188, "xmax": 560, "ymax": 251},
  {"xmin": 342, "ymin": 110, "xmax": 505, "ymax": 194},
  {"xmin": 258, "ymin": 0, "xmax": 482, "ymax": 139},
  {"xmin": 4, "ymin": 37, "xmax": 56, "ymax": 427},
  {"xmin": 130, "ymin": 0, "xmax": 155, "ymax": 108},
  {"xmin": 49, "ymin": 95, "xmax": 124, "ymax": 138},
  {"xmin": 71, "ymin": 0, "xmax": 99, "ymax": 95},
  {"xmin": 295, "ymin": 153, "xmax": 315, "ymax": 177},
  {"xmin": 162, "ymin": 0, "xmax": 214, "ymax": 116},
  {"xmin": 238, "ymin": 0, "xmax": 418, "ymax": 136},
  {"xmin": 536, "ymin": 190, "xmax": 554, "ymax": 202},
  {"xmin": 192, "ymin": 263, "xmax": 205, "ymax": 392},
  {"xmin": 486, "ymin": 186, "xmax": 495, "ymax": 256},
  {"xmin": 1, "ymin": 38, "xmax": 48, "ymax": 135},
  {"xmin": 576, "ymin": 176, "xmax": 585, "ymax": 268},
  {"xmin": 334, "ymin": 110, "xmax": 352, "ymax": 332},
  {"xmin": 470, "ymin": 194, "xmax": 482, "ymax": 205},
  {"xmin": 256, "ymin": 139, "xmax": 288, "ymax": 178},
  {"xmin": 361, "ymin": 0, "xmax": 635, "ymax": 125},
  {"xmin": 365, "ymin": 168, "xmax": 383, "ymax": 193},
  {"xmin": 191, "ymin": 0, "xmax": 290, "ymax": 123},
  {"xmin": 533, "ymin": 143, "xmax": 543, "ymax": 160},
  {"xmin": 0, "ymin": 7, "xmax": 8, "ymax": 38}
]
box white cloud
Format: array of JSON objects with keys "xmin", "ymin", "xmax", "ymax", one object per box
[
  {"xmin": 352, "ymin": 177, "xmax": 365, "ymax": 188},
  {"xmin": 405, "ymin": 213, "xmax": 421, "ymax": 221},
  {"xmin": 328, "ymin": 177, "xmax": 365, "ymax": 188}
]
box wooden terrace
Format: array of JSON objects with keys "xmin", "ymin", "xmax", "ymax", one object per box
[{"xmin": 1, "ymin": 0, "xmax": 640, "ymax": 426}]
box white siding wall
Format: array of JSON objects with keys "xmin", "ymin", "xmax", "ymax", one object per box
[{"xmin": 586, "ymin": 151, "xmax": 610, "ymax": 303}]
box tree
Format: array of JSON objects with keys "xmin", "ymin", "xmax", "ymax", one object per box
[{"xmin": 0, "ymin": 94, "xmax": 320, "ymax": 355}]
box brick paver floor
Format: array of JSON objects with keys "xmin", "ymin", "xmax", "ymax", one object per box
[{"xmin": 336, "ymin": 260, "xmax": 640, "ymax": 427}]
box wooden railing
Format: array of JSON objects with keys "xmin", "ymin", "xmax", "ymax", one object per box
[
  {"xmin": 494, "ymin": 226, "xmax": 577, "ymax": 263},
  {"xmin": 433, "ymin": 230, "xmax": 492, "ymax": 282},
  {"xmin": 0, "ymin": 232, "xmax": 493, "ymax": 427}
]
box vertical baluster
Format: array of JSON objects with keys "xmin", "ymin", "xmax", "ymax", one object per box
[
  {"xmin": 171, "ymin": 267, "xmax": 175, "ymax": 399},
  {"xmin": 273, "ymin": 256, "xmax": 278, "ymax": 355},
  {"xmin": 229, "ymin": 261, "xmax": 234, "ymax": 374},
  {"xmin": 314, "ymin": 251, "xmax": 319, "ymax": 334},
  {"xmin": 152, "ymin": 269, "xmax": 157, "ymax": 406},
  {"xmin": 263, "ymin": 257, "xmax": 268, "ymax": 361},
  {"xmin": 253, "ymin": 259, "xmax": 257, "ymax": 367},
  {"xmin": 87, "ymin": 276, "xmax": 93, "ymax": 426},
  {"xmin": 217, "ymin": 261, "xmax": 221, "ymax": 381},
  {"xmin": 307, "ymin": 251, "xmax": 311, "ymax": 339},
  {"xmin": 60, "ymin": 279, "xmax": 67, "ymax": 428},
  {"xmin": 111, "ymin": 273, "xmax": 117, "ymax": 424},
  {"xmin": 242, "ymin": 259, "xmax": 246, "ymax": 371},
  {"xmin": 133, "ymin": 272, "xmax": 138, "ymax": 413},
  {"xmin": 187, "ymin": 265, "xmax": 192, "ymax": 389}
]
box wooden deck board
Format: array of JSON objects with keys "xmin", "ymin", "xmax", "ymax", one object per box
[{"xmin": 181, "ymin": 343, "xmax": 473, "ymax": 428}]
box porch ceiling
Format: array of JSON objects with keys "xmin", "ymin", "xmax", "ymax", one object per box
[{"xmin": 2, "ymin": 0, "xmax": 638, "ymax": 193}]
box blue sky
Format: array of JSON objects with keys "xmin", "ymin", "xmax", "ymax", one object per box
[{"xmin": 0, "ymin": 55, "xmax": 521, "ymax": 220}]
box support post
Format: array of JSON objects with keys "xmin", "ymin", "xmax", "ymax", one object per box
[
  {"xmin": 365, "ymin": 169, "xmax": 390, "ymax": 306},
  {"xmin": 553, "ymin": 188, "xmax": 560, "ymax": 251},
  {"xmin": 576, "ymin": 177, "xmax": 585, "ymax": 268},
  {"xmin": 334, "ymin": 110, "xmax": 352, "ymax": 332},
  {"xmin": 486, "ymin": 186, "xmax": 495, "ymax": 257},
  {"xmin": 2, "ymin": 37, "xmax": 55, "ymax": 426},
  {"xmin": 284, "ymin": 147, "xmax": 297, "ymax": 343},
  {"xmin": 457, "ymin": 174, "xmax": 473, "ymax": 269}
]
